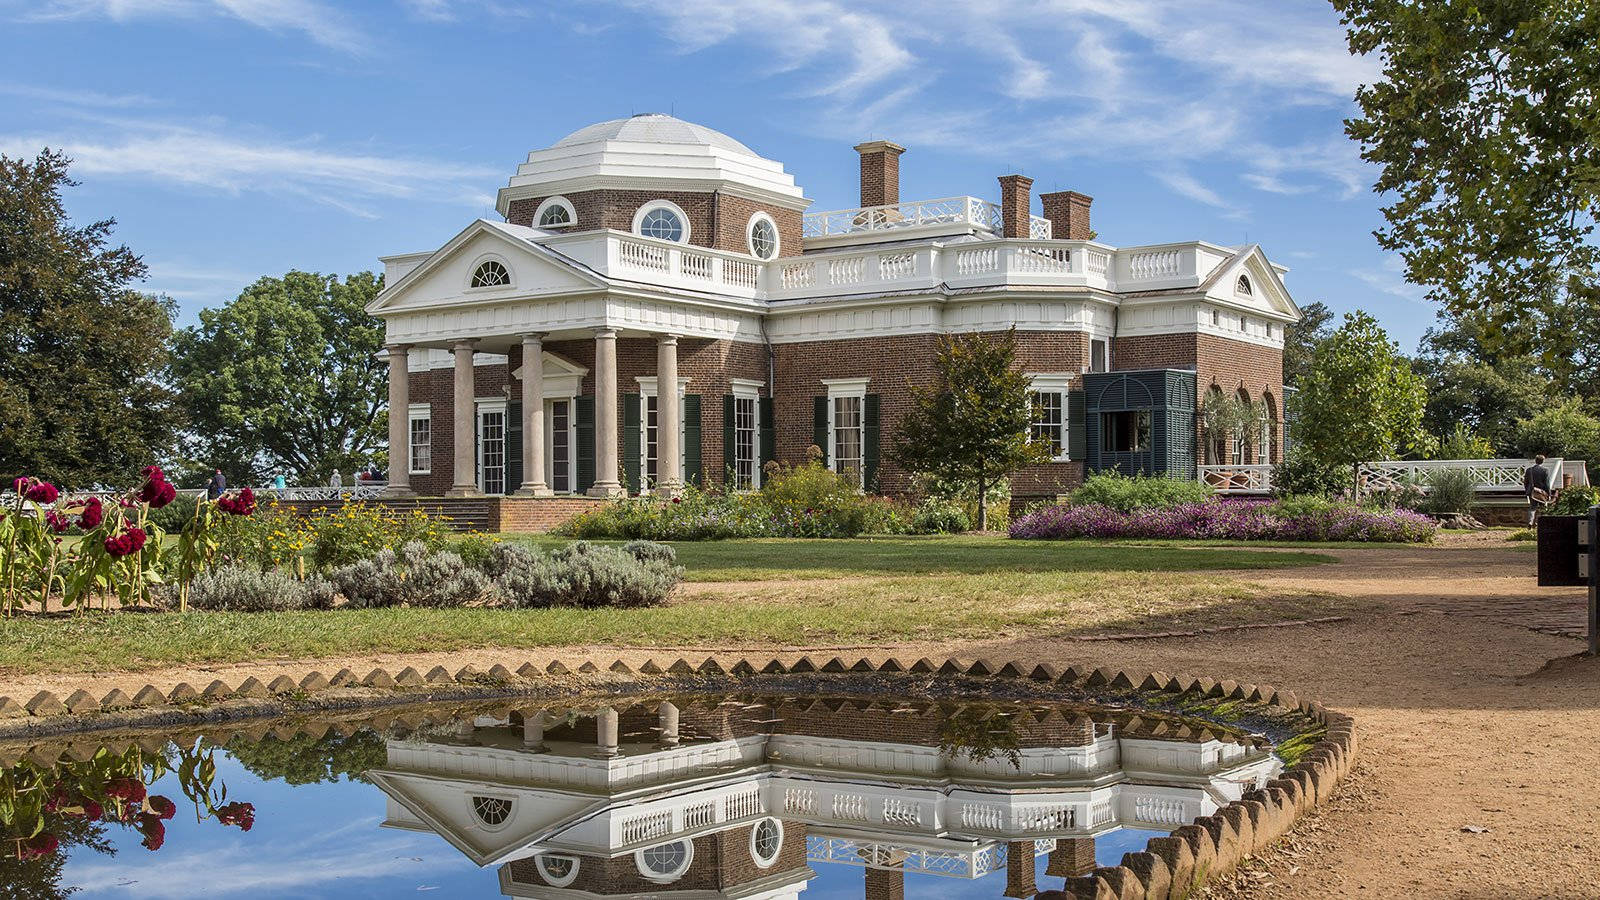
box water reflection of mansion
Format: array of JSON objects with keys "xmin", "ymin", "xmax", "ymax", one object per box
[{"xmin": 369, "ymin": 698, "xmax": 1281, "ymax": 898}]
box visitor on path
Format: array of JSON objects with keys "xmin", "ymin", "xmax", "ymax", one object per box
[
  {"xmin": 206, "ymin": 469, "xmax": 226, "ymax": 500},
  {"xmin": 271, "ymin": 473, "xmax": 286, "ymax": 490},
  {"xmin": 1524, "ymin": 454, "xmax": 1552, "ymax": 526}
]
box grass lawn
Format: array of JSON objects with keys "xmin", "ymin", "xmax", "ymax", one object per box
[{"xmin": 0, "ymin": 536, "xmax": 1343, "ymax": 677}]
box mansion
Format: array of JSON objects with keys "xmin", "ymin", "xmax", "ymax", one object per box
[{"xmin": 370, "ymin": 114, "xmax": 1300, "ymax": 502}]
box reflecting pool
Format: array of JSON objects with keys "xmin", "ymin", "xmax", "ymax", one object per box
[{"xmin": 0, "ymin": 690, "xmax": 1283, "ymax": 898}]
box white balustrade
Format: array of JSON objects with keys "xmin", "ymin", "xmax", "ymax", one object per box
[
  {"xmin": 1090, "ymin": 798, "xmax": 1115, "ymax": 827},
  {"xmin": 780, "ymin": 261, "xmax": 814, "ymax": 289},
  {"xmin": 620, "ymin": 809, "xmax": 673, "ymax": 844},
  {"xmin": 617, "ymin": 238, "xmax": 669, "ymax": 273},
  {"xmin": 1128, "ymin": 249, "xmax": 1181, "ymax": 280},
  {"xmin": 878, "ymin": 251, "xmax": 917, "ymax": 280},
  {"xmin": 726, "ymin": 785, "xmax": 764, "ymax": 820},
  {"xmin": 803, "ymin": 196, "xmax": 1005, "ymax": 238},
  {"xmin": 1086, "ymin": 250, "xmax": 1110, "ymax": 275},
  {"xmin": 1029, "ymin": 215, "xmax": 1053, "ymax": 239},
  {"xmin": 684, "ymin": 800, "xmax": 715, "ymax": 829},
  {"xmin": 273, "ymin": 485, "xmax": 385, "ymax": 501},
  {"xmin": 1013, "ymin": 245, "xmax": 1073, "ymax": 273},
  {"xmin": 1357, "ymin": 458, "xmax": 1571, "ymax": 494},
  {"xmin": 831, "ymin": 792, "xmax": 869, "ymax": 822},
  {"xmin": 956, "ymin": 247, "xmax": 999, "ymax": 275},
  {"xmin": 681, "ymin": 250, "xmax": 713, "ymax": 280},
  {"xmin": 724, "ymin": 258, "xmax": 759, "ymax": 288},
  {"xmin": 828, "ymin": 256, "xmax": 866, "ymax": 286},
  {"xmin": 882, "ymin": 797, "xmax": 922, "ymax": 826},
  {"xmin": 960, "ymin": 802, "xmax": 1006, "ymax": 831},
  {"xmin": 1197, "ymin": 464, "xmax": 1274, "ymax": 495},
  {"xmin": 784, "ymin": 787, "xmax": 817, "ymax": 814},
  {"xmin": 1133, "ymin": 796, "xmax": 1188, "ymax": 826}
]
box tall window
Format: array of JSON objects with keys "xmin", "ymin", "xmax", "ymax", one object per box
[
  {"xmin": 1233, "ymin": 389, "xmax": 1252, "ymax": 463},
  {"xmin": 551, "ymin": 399, "xmax": 572, "ymax": 492},
  {"xmin": 1102, "ymin": 411, "xmax": 1151, "ymax": 452},
  {"xmin": 408, "ymin": 406, "xmax": 431, "ymax": 474},
  {"xmin": 470, "ymin": 260, "xmax": 510, "ymax": 288},
  {"xmin": 832, "ymin": 395, "xmax": 863, "ymax": 486},
  {"xmin": 1090, "ymin": 339, "xmax": 1109, "ymax": 373},
  {"xmin": 643, "ymin": 394, "xmax": 660, "ymax": 487},
  {"xmin": 478, "ymin": 403, "xmax": 506, "ymax": 494},
  {"xmin": 1030, "ymin": 390, "xmax": 1065, "ymax": 459},
  {"xmin": 733, "ymin": 394, "xmax": 758, "ymax": 490}
]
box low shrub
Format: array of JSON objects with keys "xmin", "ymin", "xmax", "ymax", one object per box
[
  {"xmin": 183, "ymin": 565, "xmax": 336, "ymax": 612},
  {"xmin": 1366, "ymin": 474, "xmax": 1426, "ymax": 511},
  {"xmin": 911, "ymin": 497, "xmax": 971, "ymax": 534},
  {"xmin": 911, "ymin": 473, "xmax": 1010, "ymax": 531},
  {"xmin": 146, "ymin": 492, "xmax": 199, "ymax": 534},
  {"xmin": 1272, "ymin": 449, "xmax": 1348, "ymax": 499},
  {"xmin": 1550, "ymin": 485, "xmax": 1600, "ymax": 516},
  {"xmin": 1506, "ymin": 529, "xmax": 1534, "ymax": 541},
  {"xmin": 1009, "ymin": 499, "xmax": 1436, "ymax": 543},
  {"xmin": 1069, "ymin": 471, "xmax": 1213, "ymax": 511},
  {"xmin": 306, "ymin": 504, "xmax": 453, "ymax": 570},
  {"xmin": 330, "ymin": 541, "xmax": 490, "ymax": 608},
  {"xmin": 1417, "ymin": 467, "xmax": 1477, "ymax": 515},
  {"xmin": 494, "ymin": 540, "xmax": 681, "ymax": 608}
]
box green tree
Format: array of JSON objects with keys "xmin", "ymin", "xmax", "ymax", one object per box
[
  {"xmin": 1413, "ymin": 317, "xmax": 1547, "ymax": 453},
  {"xmin": 890, "ymin": 329, "xmax": 1047, "ymax": 530},
  {"xmin": 1282, "ymin": 299, "xmax": 1334, "ymax": 387},
  {"xmin": 169, "ymin": 271, "xmax": 386, "ymax": 485},
  {"xmin": 1295, "ymin": 311, "xmax": 1430, "ymax": 492},
  {"xmin": 1513, "ymin": 400, "xmax": 1600, "ymax": 466},
  {"xmin": 1334, "ymin": 0, "xmax": 1600, "ymax": 341},
  {"xmin": 0, "ymin": 150, "xmax": 179, "ymax": 486}
]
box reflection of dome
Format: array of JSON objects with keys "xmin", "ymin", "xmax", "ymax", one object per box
[{"xmin": 553, "ymin": 114, "xmax": 757, "ymax": 156}]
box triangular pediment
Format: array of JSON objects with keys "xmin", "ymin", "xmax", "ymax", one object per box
[
  {"xmin": 369, "ymin": 219, "xmax": 605, "ymax": 315},
  {"xmin": 1199, "ymin": 245, "xmax": 1300, "ymax": 320},
  {"xmin": 368, "ymin": 770, "xmax": 604, "ymax": 867}
]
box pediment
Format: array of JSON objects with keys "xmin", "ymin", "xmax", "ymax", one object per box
[
  {"xmin": 370, "ymin": 219, "xmax": 605, "ymax": 315},
  {"xmin": 1199, "ymin": 245, "xmax": 1300, "ymax": 320},
  {"xmin": 368, "ymin": 770, "xmax": 603, "ymax": 867}
]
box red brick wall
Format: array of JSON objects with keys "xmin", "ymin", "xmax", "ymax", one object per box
[
  {"xmin": 998, "ymin": 175, "xmax": 1033, "ymax": 239},
  {"xmin": 1040, "ymin": 191, "xmax": 1094, "ymax": 241},
  {"xmin": 505, "ymin": 189, "xmax": 802, "ymax": 257},
  {"xmin": 504, "ymin": 821, "xmax": 809, "ymax": 893},
  {"xmin": 855, "ymin": 141, "xmax": 904, "ymax": 208},
  {"xmin": 1113, "ymin": 332, "xmax": 1285, "ymax": 464}
]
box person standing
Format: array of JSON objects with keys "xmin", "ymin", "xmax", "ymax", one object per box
[
  {"xmin": 1524, "ymin": 454, "xmax": 1552, "ymax": 526},
  {"xmin": 271, "ymin": 472, "xmax": 286, "ymax": 490},
  {"xmin": 206, "ymin": 469, "xmax": 227, "ymax": 501},
  {"xmin": 330, "ymin": 469, "xmax": 342, "ymax": 488}
]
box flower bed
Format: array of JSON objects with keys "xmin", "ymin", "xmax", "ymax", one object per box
[{"xmin": 1009, "ymin": 499, "xmax": 1437, "ymax": 543}]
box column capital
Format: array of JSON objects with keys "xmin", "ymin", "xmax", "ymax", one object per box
[
  {"xmin": 385, "ymin": 342, "xmax": 412, "ymax": 355},
  {"xmin": 520, "ymin": 332, "xmax": 548, "ymax": 344},
  {"xmin": 451, "ymin": 338, "xmax": 478, "ymax": 352},
  {"xmin": 656, "ymin": 332, "xmax": 680, "ymax": 345},
  {"xmin": 592, "ymin": 327, "xmax": 619, "ymax": 339}
]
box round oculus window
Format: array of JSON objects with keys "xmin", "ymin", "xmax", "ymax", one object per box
[
  {"xmin": 749, "ymin": 217, "xmax": 778, "ymax": 259},
  {"xmin": 751, "ymin": 817, "xmax": 783, "ymax": 867},
  {"xmin": 639, "ymin": 207, "xmax": 685, "ymax": 242}
]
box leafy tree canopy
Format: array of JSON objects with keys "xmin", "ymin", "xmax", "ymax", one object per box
[
  {"xmin": 1335, "ymin": 0, "xmax": 1600, "ymax": 342},
  {"xmin": 1282, "ymin": 299, "xmax": 1334, "ymax": 387},
  {"xmin": 1295, "ymin": 310, "xmax": 1430, "ymax": 487},
  {"xmin": 169, "ymin": 270, "xmax": 386, "ymax": 485},
  {"xmin": 0, "ymin": 150, "xmax": 178, "ymax": 487},
  {"xmin": 889, "ymin": 329, "xmax": 1047, "ymax": 530}
]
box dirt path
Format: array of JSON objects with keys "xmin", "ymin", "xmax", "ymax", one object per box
[{"xmin": 2, "ymin": 534, "xmax": 1593, "ymax": 897}]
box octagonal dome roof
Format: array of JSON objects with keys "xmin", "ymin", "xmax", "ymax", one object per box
[{"xmin": 553, "ymin": 113, "xmax": 757, "ymax": 156}]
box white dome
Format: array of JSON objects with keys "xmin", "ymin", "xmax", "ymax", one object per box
[{"xmin": 553, "ymin": 114, "xmax": 757, "ymax": 157}]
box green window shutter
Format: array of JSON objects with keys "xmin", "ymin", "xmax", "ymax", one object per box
[
  {"xmin": 722, "ymin": 393, "xmax": 737, "ymax": 482},
  {"xmin": 505, "ymin": 401, "xmax": 523, "ymax": 493},
  {"xmin": 812, "ymin": 396, "xmax": 829, "ymax": 464},
  {"xmin": 863, "ymin": 393, "xmax": 881, "ymax": 491},
  {"xmin": 1067, "ymin": 389, "xmax": 1087, "ymax": 462},
  {"xmin": 683, "ymin": 394, "xmax": 702, "ymax": 485},
  {"xmin": 575, "ymin": 395, "xmax": 595, "ymax": 493},
  {"xmin": 622, "ymin": 394, "xmax": 641, "ymax": 494},
  {"xmin": 759, "ymin": 396, "xmax": 776, "ymax": 467}
]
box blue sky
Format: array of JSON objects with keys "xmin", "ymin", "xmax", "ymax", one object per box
[{"xmin": 1, "ymin": 0, "xmax": 1438, "ymax": 349}]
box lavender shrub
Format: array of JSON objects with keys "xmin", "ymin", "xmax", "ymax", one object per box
[{"xmin": 1009, "ymin": 499, "xmax": 1436, "ymax": 543}]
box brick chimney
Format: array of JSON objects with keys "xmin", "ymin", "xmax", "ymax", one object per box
[
  {"xmin": 863, "ymin": 866, "xmax": 904, "ymax": 900},
  {"xmin": 998, "ymin": 174, "xmax": 1034, "ymax": 238},
  {"xmin": 1040, "ymin": 190, "xmax": 1094, "ymax": 240},
  {"xmin": 855, "ymin": 140, "xmax": 905, "ymax": 208},
  {"xmin": 1046, "ymin": 836, "xmax": 1098, "ymax": 877},
  {"xmin": 1003, "ymin": 841, "xmax": 1038, "ymax": 898}
]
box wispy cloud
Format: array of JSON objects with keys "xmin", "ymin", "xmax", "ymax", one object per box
[
  {"xmin": 1156, "ymin": 169, "xmax": 1246, "ymax": 219},
  {"xmin": 1352, "ymin": 254, "xmax": 1430, "ymax": 306},
  {"xmin": 14, "ymin": 0, "xmax": 368, "ymax": 53},
  {"xmin": 0, "ymin": 82, "xmax": 163, "ymax": 108}
]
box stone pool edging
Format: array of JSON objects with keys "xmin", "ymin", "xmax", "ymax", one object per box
[{"xmin": 0, "ymin": 656, "xmax": 1355, "ymax": 898}]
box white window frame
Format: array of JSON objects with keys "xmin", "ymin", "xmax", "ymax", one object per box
[
  {"xmin": 468, "ymin": 793, "xmax": 515, "ymax": 832},
  {"xmin": 1089, "ymin": 338, "xmax": 1109, "ymax": 374},
  {"xmin": 636, "ymin": 376, "xmax": 690, "ymax": 492},
  {"xmin": 636, "ymin": 840, "xmax": 694, "ymax": 883},
  {"xmin": 749, "ymin": 817, "xmax": 784, "ymax": 869},
  {"xmin": 407, "ymin": 403, "xmax": 432, "ymax": 474},
  {"xmin": 730, "ymin": 379, "xmax": 763, "ymax": 491},
  {"xmin": 823, "ymin": 377, "xmax": 869, "ymax": 489},
  {"xmin": 467, "ymin": 254, "xmax": 513, "ymax": 291},
  {"xmin": 746, "ymin": 211, "xmax": 780, "ymax": 259},
  {"xmin": 533, "ymin": 195, "xmax": 577, "ymax": 229},
  {"xmin": 476, "ymin": 398, "xmax": 508, "ymax": 495},
  {"xmin": 632, "ymin": 199, "xmax": 691, "ymax": 244},
  {"xmin": 1027, "ymin": 375, "xmax": 1073, "ymax": 461},
  {"xmin": 535, "ymin": 854, "xmax": 580, "ymax": 888}
]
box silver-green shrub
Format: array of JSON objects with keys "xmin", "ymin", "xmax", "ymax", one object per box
[
  {"xmin": 496, "ymin": 540, "xmax": 680, "ymax": 608},
  {"xmin": 185, "ymin": 565, "xmax": 337, "ymax": 612},
  {"xmin": 331, "ymin": 541, "xmax": 489, "ymax": 608}
]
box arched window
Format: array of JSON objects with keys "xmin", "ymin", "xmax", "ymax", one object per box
[
  {"xmin": 471, "ymin": 795, "xmax": 513, "ymax": 828},
  {"xmin": 1233, "ymin": 388, "xmax": 1253, "ymax": 464},
  {"xmin": 1235, "ymin": 274, "xmax": 1253, "ymax": 296},
  {"xmin": 634, "ymin": 200, "xmax": 689, "ymax": 243},
  {"xmin": 535, "ymin": 854, "xmax": 580, "ymax": 887},
  {"xmin": 1204, "ymin": 385, "xmax": 1227, "ymax": 465},
  {"xmin": 535, "ymin": 196, "xmax": 576, "ymax": 228},
  {"xmin": 637, "ymin": 840, "xmax": 693, "ymax": 882},
  {"xmin": 1261, "ymin": 393, "xmax": 1278, "ymax": 463},
  {"xmin": 747, "ymin": 213, "xmax": 779, "ymax": 259},
  {"xmin": 750, "ymin": 818, "xmax": 783, "ymax": 868},
  {"xmin": 470, "ymin": 260, "xmax": 510, "ymax": 288}
]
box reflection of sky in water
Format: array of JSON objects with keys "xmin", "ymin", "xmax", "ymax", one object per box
[{"xmin": 54, "ymin": 752, "xmax": 1165, "ymax": 898}]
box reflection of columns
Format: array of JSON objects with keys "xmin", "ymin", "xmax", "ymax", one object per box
[
  {"xmin": 863, "ymin": 867, "xmax": 904, "ymax": 900},
  {"xmin": 657, "ymin": 701, "xmax": 680, "ymax": 748},
  {"xmin": 455, "ymin": 720, "xmax": 476, "ymax": 741},
  {"xmin": 655, "ymin": 334, "xmax": 682, "ymax": 492},
  {"xmin": 445, "ymin": 339, "xmax": 480, "ymax": 497},
  {"xmin": 384, "ymin": 344, "xmax": 414, "ymax": 496},
  {"xmin": 594, "ymin": 707, "xmax": 619, "ymax": 759},
  {"xmin": 1046, "ymin": 837, "xmax": 1097, "ymax": 877},
  {"xmin": 516, "ymin": 334, "xmax": 552, "ymax": 496},
  {"xmin": 1003, "ymin": 841, "xmax": 1036, "ymax": 898},
  {"xmin": 587, "ymin": 329, "xmax": 623, "ymax": 498},
  {"xmin": 522, "ymin": 710, "xmax": 547, "ymax": 751}
]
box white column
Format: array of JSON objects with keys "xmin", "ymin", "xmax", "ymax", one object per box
[
  {"xmin": 656, "ymin": 701, "xmax": 680, "ymax": 748},
  {"xmin": 445, "ymin": 339, "xmax": 480, "ymax": 497},
  {"xmin": 516, "ymin": 334, "xmax": 552, "ymax": 496},
  {"xmin": 384, "ymin": 344, "xmax": 413, "ymax": 496},
  {"xmin": 587, "ymin": 328, "xmax": 624, "ymax": 498},
  {"xmin": 522, "ymin": 709, "xmax": 548, "ymax": 751},
  {"xmin": 655, "ymin": 334, "xmax": 682, "ymax": 492},
  {"xmin": 594, "ymin": 707, "xmax": 620, "ymax": 759}
]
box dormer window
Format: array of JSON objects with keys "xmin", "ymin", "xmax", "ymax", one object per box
[
  {"xmin": 535, "ymin": 196, "xmax": 576, "ymax": 228},
  {"xmin": 634, "ymin": 200, "xmax": 690, "ymax": 243},
  {"xmin": 747, "ymin": 213, "xmax": 779, "ymax": 259},
  {"xmin": 470, "ymin": 260, "xmax": 510, "ymax": 288},
  {"xmin": 1235, "ymin": 274, "xmax": 1253, "ymax": 296}
]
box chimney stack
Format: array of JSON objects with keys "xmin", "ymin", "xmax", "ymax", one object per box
[
  {"xmin": 1040, "ymin": 190, "xmax": 1094, "ymax": 240},
  {"xmin": 998, "ymin": 174, "xmax": 1033, "ymax": 238},
  {"xmin": 854, "ymin": 140, "xmax": 905, "ymax": 208}
]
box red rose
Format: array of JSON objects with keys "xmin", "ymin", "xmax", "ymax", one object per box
[
  {"xmin": 151, "ymin": 481, "xmax": 176, "ymax": 509},
  {"xmin": 106, "ymin": 777, "xmax": 147, "ymax": 803},
  {"xmin": 216, "ymin": 801, "xmax": 255, "ymax": 831},
  {"xmin": 79, "ymin": 496, "xmax": 104, "ymax": 529},
  {"xmin": 18, "ymin": 833, "xmax": 58, "ymax": 860},
  {"xmin": 24, "ymin": 481, "xmax": 58, "ymax": 504},
  {"xmin": 142, "ymin": 465, "xmax": 166, "ymax": 483},
  {"xmin": 146, "ymin": 795, "xmax": 176, "ymax": 820}
]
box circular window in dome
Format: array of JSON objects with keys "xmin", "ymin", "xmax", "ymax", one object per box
[
  {"xmin": 634, "ymin": 201, "xmax": 689, "ymax": 243},
  {"xmin": 471, "ymin": 795, "xmax": 513, "ymax": 828},
  {"xmin": 750, "ymin": 817, "xmax": 783, "ymax": 868},
  {"xmin": 636, "ymin": 840, "xmax": 693, "ymax": 882},
  {"xmin": 470, "ymin": 260, "xmax": 511, "ymax": 288},
  {"xmin": 747, "ymin": 213, "xmax": 779, "ymax": 259}
]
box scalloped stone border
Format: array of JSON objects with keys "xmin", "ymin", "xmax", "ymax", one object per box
[{"xmin": 0, "ymin": 657, "xmax": 1354, "ymax": 897}]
